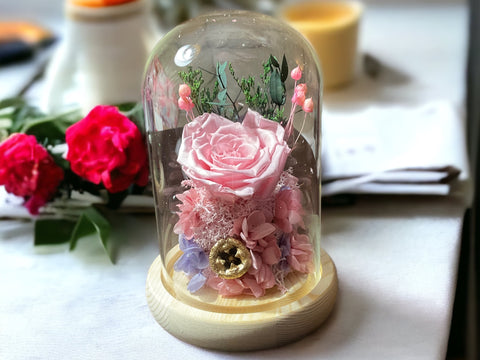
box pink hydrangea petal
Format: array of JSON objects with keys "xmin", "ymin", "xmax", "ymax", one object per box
[
  {"xmin": 242, "ymin": 276, "xmax": 264, "ymax": 298},
  {"xmin": 250, "ymin": 223, "xmax": 276, "ymax": 240},
  {"xmin": 262, "ymin": 244, "xmax": 282, "ymax": 265}
]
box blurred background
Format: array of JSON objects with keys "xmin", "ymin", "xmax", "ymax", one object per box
[{"xmin": 0, "ymin": 0, "xmax": 477, "ymax": 359}]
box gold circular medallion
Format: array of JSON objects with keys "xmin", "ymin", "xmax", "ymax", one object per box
[{"xmin": 209, "ymin": 237, "xmax": 252, "ymax": 279}]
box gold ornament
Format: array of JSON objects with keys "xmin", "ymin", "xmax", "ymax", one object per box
[{"xmin": 209, "ymin": 237, "xmax": 251, "ymax": 279}]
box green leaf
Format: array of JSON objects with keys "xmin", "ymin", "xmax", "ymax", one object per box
[
  {"xmin": 34, "ymin": 218, "xmax": 77, "ymax": 245},
  {"xmin": 116, "ymin": 102, "xmax": 138, "ymax": 113},
  {"xmin": 216, "ymin": 61, "xmax": 228, "ymax": 89},
  {"xmin": 69, "ymin": 206, "xmax": 114, "ymax": 263},
  {"xmin": 21, "ymin": 110, "xmax": 82, "ymax": 146},
  {"xmin": 0, "ymin": 97, "xmax": 26, "ymax": 110},
  {"xmin": 217, "ymin": 89, "xmax": 227, "ymax": 104},
  {"xmin": 8, "ymin": 101, "xmax": 44, "ymax": 133},
  {"xmin": 270, "ymin": 54, "xmax": 279, "ymax": 68},
  {"xmin": 281, "ymin": 54, "xmax": 289, "ymax": 82},
  {"xmin": 0, "ymin": 96, "xmax": 82, "ymax": 145},
  {"xmin": 116, "ymin": 102, "xmax": 144, "ymax": 132},
  {"xmin": 269, "ymin": 70, "xmax": 286, "ymax": 106}
]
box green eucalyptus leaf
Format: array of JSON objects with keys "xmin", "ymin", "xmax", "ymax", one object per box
[
  {"xmin": 69, "ymin": 206, "xmax": 114, "ymax": 263},
  {"xmin": 270, "ymin": 54, "xmax": 279, "ymax": 68},
  {"xmin": 34, "ymin": 218, "xmax": 77, "ymax": 245},
  {"xmin": 216, "ymin": 61, "xmax": 228, "ymax": 89},
  {"xmin": 281, "ymin": 55, "xmax": 289, "ymax": 82},
  {"xmin": 217, "ymin": 89, "xmax": 227, "ymax": 103},
  {"xmin": 269, "ymin": 70, "xmax": 286, "ymax": 106}
]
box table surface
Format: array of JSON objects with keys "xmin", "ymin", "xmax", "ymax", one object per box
[{"xmin": 0, "ymin": 1, "xmax": 470, "ymax": 359}]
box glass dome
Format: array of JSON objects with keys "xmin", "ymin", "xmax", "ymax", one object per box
[{"xmin": 143, "ymin": 10, "xmax": 331, "ymax": 351}]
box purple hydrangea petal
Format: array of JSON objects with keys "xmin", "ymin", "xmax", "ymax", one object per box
[
  {"xmin": 174, "ymin": 252, "xmax": 192, "ymax": 273},
  {"xmin": 187, "ymin": 272, "xmax": 207, "ymax": 293},
  {"xmin": 175, "ymin": 235, "xmax": 210, "ymax": 284},
  {"xmin": 178, "ymin": 234, "xmax": 192, "ymax": 251},
  {"xmin": 196, "ymin": 251, "xmax": 209, "ymax": 269},
  {"xmin": 277, "ymin": 233, "xmax": 291, "ymax": 272}
]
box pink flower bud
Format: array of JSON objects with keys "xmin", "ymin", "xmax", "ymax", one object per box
[
  {"xmin": 292, "ymin": 83, "xmax": 306, "ymax": 106},
  {"xmin": 295, "ymin": 83, "xmax": 307, "ymax": 93},
  {"xmin": 302, "ymin": 98, "xmax": 314, "ymax": 113},
  {"xmin": 292, "ymin": 92, "xmax": 305, "ymax": 106},
  {"xmin": 291, "ymin": 66, "xmax": 302, "ymax": 81},
  {"xmin": 178, "ymin": 84, "xmax": 191, "ymax": 98},
  {"xmin": 178, "ymin": 97, "xmax": 194, "ymax": 112}
]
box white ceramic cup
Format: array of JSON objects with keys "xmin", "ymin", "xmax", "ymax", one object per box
[{"xmin": 43, "ymin": 0, "xmax": 158, "ymax": 114}]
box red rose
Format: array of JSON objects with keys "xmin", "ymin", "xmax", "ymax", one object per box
[
  {"xmin": 66, "ymin": 105, "xmax": 149, "ymax": 193},
  {"xmin": 0, "ymin": 133, "xmax": 64, "ymax": 214}
]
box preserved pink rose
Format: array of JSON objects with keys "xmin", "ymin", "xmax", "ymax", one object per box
[{"xmin": 177, "ymin": 109, "xmax": 290, "ymax": 199}]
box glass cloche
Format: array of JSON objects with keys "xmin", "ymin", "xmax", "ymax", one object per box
[{"xmin": 143, "ymin": 10, "xmax": 336, "ymax": 351}]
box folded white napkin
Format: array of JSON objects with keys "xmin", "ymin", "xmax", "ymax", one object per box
[{"xmin": 321, "ymin": 101, "xmax": 469, "ymax": 196}]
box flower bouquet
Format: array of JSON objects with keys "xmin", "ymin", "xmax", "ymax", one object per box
[
  {"xmin": 145, "ymin": 52, "xmax": 321, "ymax": 298},
  {"xmin": 0, "ymin": 99, "xmax": 150, "ymax": 262}
]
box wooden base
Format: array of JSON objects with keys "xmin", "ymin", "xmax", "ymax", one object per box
[{"xmin": 146, "ymin": 248, "xmax": 338, "ymax": 351}]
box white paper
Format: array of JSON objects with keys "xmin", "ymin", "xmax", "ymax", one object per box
[{"xmin": 321, "ymin": 101, "xmax": 469, "ymax": 195}]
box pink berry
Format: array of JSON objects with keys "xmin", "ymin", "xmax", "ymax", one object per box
[
  {"xmin": 291, "ymin": 66, "xmax": 302, "ymax": 81},
  {"xmin": 178, "ymin": 84, "xmax": 191, "ymax": 98},
  {"xmin": 178, "ymin": 97, "xmax": 194, "ymax": 112},
  {"xmin": 303, "ymin": 98, "xmax": 314, "ymax": 113}
]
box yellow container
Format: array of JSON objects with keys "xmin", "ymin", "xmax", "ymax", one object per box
[{"xmin": 280, "ymin": 1, "xmax": 363, "ymax": 89}]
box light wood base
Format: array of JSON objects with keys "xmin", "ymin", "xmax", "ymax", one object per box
[{"xmin": 146, "ymin": 248, "xmax": 338, "ymax": 351}]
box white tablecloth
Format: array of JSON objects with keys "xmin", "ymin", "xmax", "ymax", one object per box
[
  {"xmin": 0, "ymin": 0, "xmax": 470, "ymax": 359},
  {"xmin": 0, "ymin": 196, "xmax": 466, "ymax": 360}
]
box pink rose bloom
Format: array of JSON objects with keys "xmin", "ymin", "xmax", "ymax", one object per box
[
  {"xmin": 177, "ymin": 109, "xmax": 290, "ymax": 199},
  {"xmin": 288, "ymin": 232, "xmax": 314, "ymax": 274},
  {"xmin": 0, "ymin": 133, "xmax": 64, "ymax": 215},
  {"xmin": 66, "ymin": 105, "xmax": 149, "ymax": 193}
]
